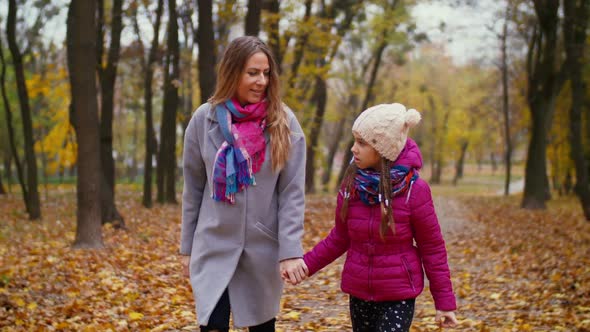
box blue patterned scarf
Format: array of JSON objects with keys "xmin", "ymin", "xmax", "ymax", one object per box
[
  {"xmin": 350, "ymin": 165, "xmax": 418, "ymax": 206},
  {"xmin": 212, "ymin": 98, "xmax": 267, "ymax": 204}
]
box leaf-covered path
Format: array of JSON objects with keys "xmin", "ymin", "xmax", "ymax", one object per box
[{"xmin": 1, "ymin": 188, "xmax": 589, "ymax": 331}]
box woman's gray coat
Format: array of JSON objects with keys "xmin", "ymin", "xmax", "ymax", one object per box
[{"xmin": 179, "ymin": 102, "xmax": 306, "ymax": 327}]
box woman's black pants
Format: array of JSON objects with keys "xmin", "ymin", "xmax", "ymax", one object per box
[{"xmin": 199, "ymin": 289, "xmax": 276, "ymax": 332}]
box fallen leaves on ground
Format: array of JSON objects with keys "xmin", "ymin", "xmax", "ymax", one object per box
[{"xmin": 1, "ymin": 187, "xmax": 589, "ymax": 331}]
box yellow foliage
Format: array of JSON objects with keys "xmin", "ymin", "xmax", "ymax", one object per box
[{"xmin": 29, "ymin": 65, "xmax": 76, "ymax": 175}]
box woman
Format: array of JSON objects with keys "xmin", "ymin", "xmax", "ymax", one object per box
[{"xmin": 179, "ymin": 36, "xmax": 308, "ymax": 332}]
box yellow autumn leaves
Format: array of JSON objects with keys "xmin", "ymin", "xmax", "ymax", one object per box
[
  {"xmin": 1, "ymin": 187, "xmax": 589, "ymax": 330},
  {"xmin": 28, "ymin": 65, "xmax": 77, "ymax": 175}
]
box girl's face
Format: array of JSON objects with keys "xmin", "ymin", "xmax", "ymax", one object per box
[
  {"xmin": 235, "ymin": 51, "xmax": 270, "ymax": 105},
  {"xmin": 351, "ymin": 132, "xmax": 381, "ymax": 169}
]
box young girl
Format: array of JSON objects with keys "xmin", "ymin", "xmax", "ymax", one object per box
[{"xmin": 297, "ymin": 103, "xmax": 458, "ymax": 331}]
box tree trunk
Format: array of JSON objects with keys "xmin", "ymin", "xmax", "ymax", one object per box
[
  {"xmin": 452, "ymin": 140, "xmax": 469, "ymax": 186},
  {"xmin": 522, "ymin": 99, "xmax": 549, "ymax": 209},
  {"xmin": 67, "ymin": 0, "xmax": 104, "ymax": 249},
  {"xmin": 196, "ymin": 0, "xmax": 216, "ymax": 104},
  {"xmin": 98, "ymin": 0, "xmax": 124, "ymax": 226},
  {"xmin": 38, "ymin": 126, "xmax": 49, "ymax": 201},
  {"xmin": 7, "ymin": 0, "xmax": 41, "ymax": 220},
  {"xmin": 3, "ymin": 154, "xmax": 12, "ymax": 192},
  {"xmin": 129, "ymin": 106, "xmax": 139, "ymax": 182},
  {"xmin": 6, "ymin": 0, "xmax": 41, "ymax": 220},
  {"xmin": 427, "ymin": 95, "xmax": 440, "ymax": 184},
  {"xmin": 215, "ymin": 1, "xmax": 236, "ymax": 56},
  {"xmin": 305, "ymin": 2, "xmax": 358, "ymax": 193},
  {"xmin": 157, "ymin": 0, "xmax": 180, "ymax": 204},
  {"xmin": 501, "ymin": 4, "xmax": 512, "ymax": 196},
  {"xmin": 563, "ymin": 0, "xmax": 590, "ymax": 220},
  {"xmin": 245, "ymin": 0, "xmax": 261, "ymax": 36},
  {"xmin": 305, "ymin": 75, "xmax": 327, "ymax": 193},
  {"xmin": 322, "ymin": 110, "xmax": 349, "ymax": 190},
  {"xmin": 264, "ymin": 0, "xmax": 281, "ymax": 69},
  {"xmin": 287, "ymin": 0, "xmax": 312, "ymax": 91},
  {"xmin": 0, "ymin": 38, "xmax": 26, "ymax": 200},
  {"xmin": 139, "ymin": 0, "xmax": 163, "ymax": 208},
  {"xmin": 491, "ymin": 152, "xmax": 498, "ymax": 172},
  {"xmin": 180, "ymin": 12, "xmax": 194, "ymax": 135},
  {"xmin": 522, "ymin": 1, "xmax": 564, "ymax": 209}
]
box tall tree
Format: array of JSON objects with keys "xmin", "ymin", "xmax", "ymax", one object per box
[
  {"xmin": 500, "ymin": 3, "xmax": 513, "ymax": 196},
  {"xmin": 563, "ymin": 0, "xmax": 590, "ymax": 220},
  {"xmin": 196, "ymin": 0, "xmax": 216, "ymax": 104},
  {"xmin": 521, "ymin": 1, "xmax": 565, "ymax": 209},
  {"xmin": 245, "ymin": 0, "xmax": 261, "ymax": 36},
  {"xmin": 178, "ymin": 0, "xmax": 196, "ymax": 135},
  {"xmin": 66, "ymin": 0, "xmax": 103, "ymax": 248},
  {"xmin": 97, "ymin": 0, "xmax": 125, "ymax": 226},
  {"xmin": 263, "ymin": 0, "xmax": 281, "ymax": 69},
  {"xmin": 136, "ymin": 0, "xmax": 164, "ymax": 208},
  {"xmin": 6, "ymin": 0, "xmax": 41, "ymax": 220},
  {"xmin": 0, "ymin": 37, "xmax": 27, "ymax": 201},
  {"xmin": 157, "ymin": 0, "xmax": 180, "ymax": 203}
]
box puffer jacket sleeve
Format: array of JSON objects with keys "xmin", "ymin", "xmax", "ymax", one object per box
[
  {"xmin": 303, "ymin": 193, "xmax": 350, "ymax": 276},
  {"xmin": 179, "ymin": 106, "xmax": 208, "ymax": 255},
  {"xmin": 409, "ymin": 179, "xmax": 457, "ymax": 311}
]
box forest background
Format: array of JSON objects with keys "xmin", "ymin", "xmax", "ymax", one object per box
[{"xmin": 1, "ymin": 0, "xmax": 590, "ymax": 330}]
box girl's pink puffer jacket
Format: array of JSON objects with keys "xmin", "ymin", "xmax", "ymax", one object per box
[{"xmin": 303, "ymin": 139, "xmax": 457, "ymax": 311}]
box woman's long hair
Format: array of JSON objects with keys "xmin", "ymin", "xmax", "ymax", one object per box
[
  {"xmin": 208, "ymin": 36, "xmax": 291, "ymax": 172},
  {"xmin": 340, "ymin": 158, "xmax": 395, "ymax": 239}
]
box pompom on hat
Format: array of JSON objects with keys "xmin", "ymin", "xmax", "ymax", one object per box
[{"xmin": 352, "ymin": 103, "xmax": 421, "ymax": 161}]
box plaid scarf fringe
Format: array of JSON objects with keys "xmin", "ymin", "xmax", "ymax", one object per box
[{"xmin": 211, "ymin": 99, "xmax": 266, "ymax": 204}]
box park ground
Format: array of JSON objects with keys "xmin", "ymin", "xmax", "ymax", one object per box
[{"xmin": 1, "ymin": 165, "xmax": 589, "ymax": 331}]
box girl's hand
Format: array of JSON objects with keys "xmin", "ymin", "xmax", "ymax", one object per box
[
  {"xmin": 435, "ymin": 310, "xmax": 458, "ymax": 328},
  {"xmin": 280, "ymin": 258, "xmax": 308, "ymax": 285},
  {"xmin": 181, "ymin": 256, "xmax": 190, "ymax": 278}
]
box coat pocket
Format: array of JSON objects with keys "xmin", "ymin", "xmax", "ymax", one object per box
[
  {"xmin": 401, "ymin": 256, "xmax": 417, "ymax": 293},
  {"xmin": 255, "ymin": 221, "xmax": 279, "ymax": 242}
]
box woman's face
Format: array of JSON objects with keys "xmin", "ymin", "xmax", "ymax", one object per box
[
  {"xmin": 351, "ymin": 132, "xmax": 381, "ymax": 169},
  {"xmin": 235, "ymin": 52, "xmax": 270, "ymax": 105}
]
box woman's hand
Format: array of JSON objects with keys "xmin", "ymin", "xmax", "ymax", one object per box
[
  {"xmin": 435, "ymin": 310, "xmax": 458, "ymax": 328},
  {"xmin": 280, "ymin": 258, "xmax": 308, "ymax": 285},
  {"xmin": 181, "ymin": 256, "xmax": 190, "ymax": 278}
]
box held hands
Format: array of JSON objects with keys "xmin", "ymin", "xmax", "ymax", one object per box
[
  {"xmin": 280, "ymin": 258, "xmax": 308, "ymax": 285},
  {"xmin": 181, "ymin": 256, "xmax": 190, "ymax": 278},
  {"xmin": 435, "ymin": 310, "xmax": 458, "ymax": 328}
]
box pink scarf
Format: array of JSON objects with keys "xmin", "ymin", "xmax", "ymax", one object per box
[{"xmin": 212, "ymin": 98, "xmax": 267, "ymax": 203}]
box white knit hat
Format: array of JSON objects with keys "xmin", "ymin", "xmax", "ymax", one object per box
[{"xmin": 352, "ymin": 103, "xmax": 421, "ymax": 161}]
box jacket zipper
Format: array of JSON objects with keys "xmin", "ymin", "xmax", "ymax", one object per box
[
  {"xmin": 368, "ymin": 206, "xmax": 374, "ymax": 301},
  {"xmin": 401, "ymin": 256, "xmax": 417, "ymax": 293}
]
